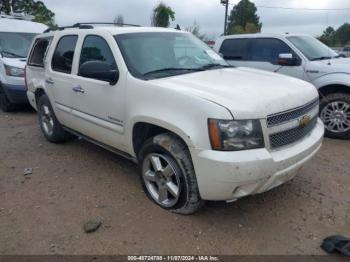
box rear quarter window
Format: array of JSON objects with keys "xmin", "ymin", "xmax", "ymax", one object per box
[
  {"xmin": 219, "ymin": 38, "xmax": 250, "ymax": 60},
  {"xmin": 28, "ymin": 37, "xmax": 53, "ymax": 67}
]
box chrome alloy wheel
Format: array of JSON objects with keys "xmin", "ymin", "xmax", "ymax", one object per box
[
  {"xmin": 40, "ymin": 104, "xmax": 54, "ymax": 136},
  {"xmin": 142, "ymin": 153, "xmax": 181, "ymax": 207},
  {"xmin": 321, "ymin": 101, "xmax": 350, "ymax": 133}
]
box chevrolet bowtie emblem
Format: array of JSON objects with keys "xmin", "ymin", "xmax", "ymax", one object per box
[{"xmin": 299, "ymin": 115, "xmax": 311, "ymax": 128}]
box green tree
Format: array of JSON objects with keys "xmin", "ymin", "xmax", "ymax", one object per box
[
  {"xmin": 319, "ymin": 26, "xmax": 336, "ymax": 46},
  {"xmin": 114, "ymin": 15, "xmax": 124, "ymax": 25},
  {"xmin": 227, "ymin": 0, "xmax": 262, "ymax": 35},
  {"xmin": 229, "ymin": 25, "xmax": 244, "ymax": 34},
  {"xmin": 318, "ymin": 24, "xmax": 350, "ymax": 47},
  {"xmin": 244, "ymin": 22, "xmax": 259, "ymax": 33},
  {"xmin": 335, "ymin": 23, "xmax": 350, "ymax": 46},
  {"xmin": 151, "ymin": 2, "xmax": 175, "ymax": 27},
  {"xmin": 0, "ymin": 0, "xmax": 56, "ymax": 27}
]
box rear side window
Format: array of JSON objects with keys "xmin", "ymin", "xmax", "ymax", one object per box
[
  {"xmin": 28, "ymin": 37, "xmax": 52, "ymax": 67},
  {"xmin": 219, "ymin": 38, "xmax": 249, "ymax": 60},
  {"xmin": 79, "ymin": 35, "xmax": 116, "ymax": 67},
  {"xmin": 52, "ymin": 35, "xmax": 78, "ymax": 74},
  {"xmin": 250, "ymin": 38, "xmax": 293, "ymax": 65}
]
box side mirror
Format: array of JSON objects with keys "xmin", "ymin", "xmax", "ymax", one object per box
[
  {"xmin": 79, "ymin": 61, "xmax": 119, "ymax": 85},
  {"xmin": 278, "ymin": 53, "xmax": 300, "ymax": 66}
]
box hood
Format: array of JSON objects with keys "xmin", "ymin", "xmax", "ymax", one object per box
[
  {"xmin": 2, "ymin": 57, "xmax": 26, "ymax": 69},
  {"xmin": 152, "ymin": 67, "xmax": 318, "ymax": 119},
  {"xmin": 308, "ymin": 58, "xmax": 350, "ymax": 74}
]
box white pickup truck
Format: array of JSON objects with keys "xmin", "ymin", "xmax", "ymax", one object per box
[
  {"xmin": 25, "ymin": 25, "xmax": 324, "ymax": 214},
  {"xmin": 214, "ymin": 34, "xmax": 350, "ymax": 139}
]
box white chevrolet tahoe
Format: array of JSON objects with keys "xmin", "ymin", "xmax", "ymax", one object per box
[
  {"xmin": 26, "ymin": 24, "xmax": 324, "ymax": 214},
  {"xmin": 214, "ymin": 34, "xmax": 350, "ymax": 139}
]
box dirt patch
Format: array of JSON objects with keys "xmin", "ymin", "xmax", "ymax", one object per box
[{"xmin": 0, "ymin": 110, "xmax": 349, "ymax": 255}]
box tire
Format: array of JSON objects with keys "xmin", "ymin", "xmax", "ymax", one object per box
[
  {"xmin": 138, "ymin": 133, "xmax": 204, "ymax": 214},
  {"xmin": 320, "ymin": 93, "xmax": 350, "ymax": 139},
  {"xmin": 0, "ymin": 89, "xmax": 15, "ymax": 112},
  {"xmin": 37, "ymin": 94, "xmax": 71, "ymax": 143}
]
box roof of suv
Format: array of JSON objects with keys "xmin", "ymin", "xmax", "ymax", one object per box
[
  {"xmin": 218, "ymin": 33, "xmax": 309, "ymax": 40},
  {"xmin": 40, "ymin": 26, "xmax": 185, "ymax": 37}
]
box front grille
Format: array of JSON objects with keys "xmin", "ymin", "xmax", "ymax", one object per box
[
  {"xmin": 267, "ymin": 99, "xmax": 319, "ymax": 127},
  {"xmin": 270, "ymin": 117, "xmax": 318, "ymax": 149}
]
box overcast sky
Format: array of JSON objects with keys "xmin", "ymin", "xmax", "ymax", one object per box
[{"xmin": 41, "ymin": 0, "xmax": 350, "ymax": 38}]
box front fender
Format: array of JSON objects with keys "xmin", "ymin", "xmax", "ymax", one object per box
[
  {"xmin": 128, "ymin": 115, "xmax": 195, "ymax": 150},
  {"xmin": 313, "ymin": 73, "xmax": 350, "ymax": 89}
]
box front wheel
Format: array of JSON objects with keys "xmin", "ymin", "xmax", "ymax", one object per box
[
  {"xmin": 138, "ymin": 133, "xmax": 204, "ymax": 214},
  {"xmin": 320, "ymin": 93, "xmax": 350, "ymax": 139}
]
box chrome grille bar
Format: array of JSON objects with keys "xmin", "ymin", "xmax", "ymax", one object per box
[{"xmin": 267, "ymin": 98, "xmax": 319, "ymax": 127}]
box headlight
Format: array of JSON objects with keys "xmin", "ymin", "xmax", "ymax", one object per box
[
  {"xmin": 208, "ymin": 119, "xmax": 264, "ymax": 151},
  {"xmin": 4, "ymin": 65, "xmax": 24, "ymax": 77}
]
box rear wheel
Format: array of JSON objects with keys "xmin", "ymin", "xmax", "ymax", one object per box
[
  {"xmin": 320, "ymin": 93, "xmax": 350, "ymax": 139},
  {"xmin": 38, "ymin": 94, "xmax": 71, "ymax": 143},
  {"xmin": 138, "ymin": 133, "xmax": 204, "ymax": 214}
]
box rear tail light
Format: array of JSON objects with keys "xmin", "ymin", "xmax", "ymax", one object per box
[{"xmin": 24, "ymin": 65, "xmax": 28, "ymax": 91}]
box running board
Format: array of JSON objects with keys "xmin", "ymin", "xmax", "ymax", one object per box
[{"xmin": 63, "ymin": 126, "xmax": 137, "ymax": 163}]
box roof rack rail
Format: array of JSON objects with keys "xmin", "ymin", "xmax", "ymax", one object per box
[
  {"xmin": 74, "ymin": 22, "xmax": 141, "ymax": 27},
  {"xmin": 43, "ymin": 22, "xmax": 141, "ymax": 33}
]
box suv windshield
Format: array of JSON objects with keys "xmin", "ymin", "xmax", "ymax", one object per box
[
  {"xmin": 0, "ymin": 32, "xmax": 37, "ymax": 58},
  {"xmin": 115, "ymin": 32, "xmax": 229, "ymax": 79},
  {"xmin": 287, "ymin": 35, "xmax": 339, "ymax": 61}
]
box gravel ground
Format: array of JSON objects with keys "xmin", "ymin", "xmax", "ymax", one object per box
[{"xmin": 0, "ymin": 109, "xmax": 349, "ymax": 255}]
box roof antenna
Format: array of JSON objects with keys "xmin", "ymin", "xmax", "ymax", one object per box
[{"xmin": 175, "ymin": 24, "xmax": 181, "ymax": 30}]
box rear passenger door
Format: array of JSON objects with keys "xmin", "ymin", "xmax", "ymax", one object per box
[
  {"xmin": 69, "ymin": 33, "xmax": 126, "ymax": 150},
  {"xmin": 47, "ymin": 34, "xmax": 79, "ymax": 126}
]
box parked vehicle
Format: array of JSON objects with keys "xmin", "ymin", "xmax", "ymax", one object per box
[
  {"xmin": 26, "ymin": 24, "xmax": 324, "ymax": 214},
  {"xmin": 339, "ymin": 46, "xmax": 350, "ymax": 58},
  {"xmin": 0, "ymin": 15, "xmax": 47, "ymax": 111},
  {"xmin": 214, "ymin": 34, "xmax": 350, "ymax": 139}
]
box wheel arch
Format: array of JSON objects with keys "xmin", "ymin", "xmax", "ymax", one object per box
[
  {"xmin": 34, "ymin": 88, "xmax": 46, "ymax": 106},
  {"xmin": 318, "ymin": 84, "xmax": 350, "ymax": 97},
  {"xmin": 131, "ymin": 120, "xmax": 194, "ymax": 158}
]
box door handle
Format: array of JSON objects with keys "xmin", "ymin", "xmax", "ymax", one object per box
[
  {"xmin": 72, "ymin": 86, "xmax": 85, "ymax": 94},
  {"xmin": 45, "ymin": 78, "xmax": 54, "ymax": 85}
]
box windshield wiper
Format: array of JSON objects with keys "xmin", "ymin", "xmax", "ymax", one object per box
[
  {"xmin": 310, "ymin": 56, "xmax": 332, "ymax": 61},
  {"xmin": 197, "ymin": 63, "xmax": 233, "ymax": 70},
  {"xmin": 143, "ymin": 67, "xmax": 203, "ymax": 77},
  {"xmin": 143, "ymin": 64, "xmax": 233, "ymax": 78},
  {"xmin": 1, "ymin": 51, "xmax": 25, "ymax": 58}
]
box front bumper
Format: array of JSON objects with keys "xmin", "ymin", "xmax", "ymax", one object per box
[
  {"xmin": 1, "ymin": 83, "xmax": 28, "ymax": 105},
  {"xmin": 190, "ymin": 119, "xmax": 324, "ymax": 201}
]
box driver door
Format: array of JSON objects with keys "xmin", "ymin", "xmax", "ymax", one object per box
[{"xmin": 247, "ymin": 38, "xmax": 306, "ymax": 80}]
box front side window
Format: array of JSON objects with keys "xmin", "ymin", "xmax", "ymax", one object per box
[
  {"xmin": 79, "ymin": 35, "xmax": 117, "ymax": 77},
  {"xmin": 115, "ymin": 32, "xmax": 229, "ymax": 80},
  {"xmin": 52, "ymin": 35, "xmax": 78, "ymax": 74},
  {"xmin": 219, "ymin": 38, "xmax": 249, "ymax": 60},
  {"xmin": 0, "ymin": 32, "xmax": 37, "ymax": 58},
  {"xmin": 250, "ymin": 38, "xmax": 294, "ymax": 64},
  {"xmin": 287, "ymin": 35, "xmax": 338, "ymax": 61}
]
